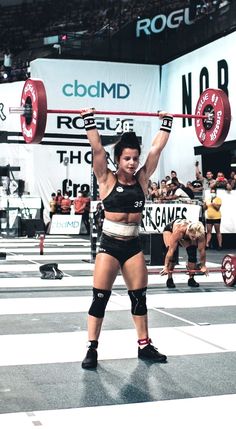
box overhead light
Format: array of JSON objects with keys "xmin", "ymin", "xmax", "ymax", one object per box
[
  {"xmin": 230, "ymin": 163, "xmax": 236, "ymax": 167},
  {"xmin": 61, "ymin": 34, "xmax": 68, "ymax": 41}
]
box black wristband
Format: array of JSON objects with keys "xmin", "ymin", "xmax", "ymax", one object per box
[
  {"xmin": 83, "ymin": 112, "xmax": 96, "ymax": 130},
  {"xmin": 160, "ymin": 115, "xmax": 173, "ymax": 133}
]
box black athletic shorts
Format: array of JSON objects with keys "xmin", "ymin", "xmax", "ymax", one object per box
[
  {"xmin": 98, "ymin": 233, "xmax": 142, "ymax": 266},
  {"xmin": 205, "ymin": 219, "xmax": 221, "ymax": 224}
]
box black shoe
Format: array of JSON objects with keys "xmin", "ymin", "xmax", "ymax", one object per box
[
  {"xmin": 188, "ymin": 278, "xmax": 199, "ymax": 288},
  {"xmin": 166, "ymin": 278, "xmax": 176, "ymax": 288},
  {"xmin": 39, "ymin": 263, "xmax": 64, "ymax": 280},
  {"xmin": 40, "ymin": 270, "xmax": 55, "ymax": 280},
  {"xmin": 82, "ymin": 347, "xmax": 98, "ymax": 369},
  {"xmin": 54, "ymin": 268, "xmax": 64, "ymax": 279},
  {"xmin": 138, "ymin": 343, "xmax": 167, "ymax": 362}
]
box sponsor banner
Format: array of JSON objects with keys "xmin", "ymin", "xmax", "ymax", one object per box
[
  {"xmin": 30, "ymin": 58, "xmax": 160, "ymax": 109},
  {"xmin": 159, "ymin": 31, "xmax": 236, "ymax": 181},
  {"xmin": 29, "ymin": 59, "xmax": 160, "ymax": 170},
  {"xmin": 0, "ymin": 60, "xmax": 160, "ymax": 225},
  {"xmin": 49, "ymin": 214, "xmax": 82, "ymax": 234},
  {"xmin": 136, "ymin": 7, "xmax": 194, "ymax": 38},
  {"xmin": 141, "ymin": 203, "xmax": 201, "ymax": 233}
]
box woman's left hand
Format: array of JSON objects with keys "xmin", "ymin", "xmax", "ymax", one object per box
[{"xmin": 200, "ymin": 265, "xmax": 209, "ymax": 276}]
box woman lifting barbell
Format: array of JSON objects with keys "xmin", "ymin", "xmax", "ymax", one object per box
[
  {"xmin": 80, "ymin": 108, "xmax": 173, "ymax": 369},
  {"xmin": 160, "ymin": 219, "xmax": 209, "ymax": 288}
]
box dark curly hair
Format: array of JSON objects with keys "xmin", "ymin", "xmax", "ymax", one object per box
[{"xmin": 114, "ymin": 132, "xmax": 141, "ymax": 162}]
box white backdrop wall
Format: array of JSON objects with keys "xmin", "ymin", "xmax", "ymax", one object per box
[{"xmin": 159, "ymin": 31, "xmax": 236, "ymax": 183}]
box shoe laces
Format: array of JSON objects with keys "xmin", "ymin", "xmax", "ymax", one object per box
[{"xmin": 143, "ymin": 343, "xmax": 159, "ymax": 354}]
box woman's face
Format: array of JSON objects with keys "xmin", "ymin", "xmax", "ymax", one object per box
[
  {"xmin": 117, "ymin": 148, "xmax": 140, "ymax": 174},
  {"xmin": 188, "ymin": 232, "xmax": 197, "ymax": 241}
]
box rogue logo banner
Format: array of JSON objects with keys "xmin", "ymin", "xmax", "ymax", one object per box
[{"xmin": 136, "ymin": 8, "xmax": 194, "ymax": 38}]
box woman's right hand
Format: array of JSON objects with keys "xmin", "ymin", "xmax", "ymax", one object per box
[
  {"xmin": 160, "ymin": 266, "xmax": 169, "ymax": 276},
  {"xmin": 158, "ymin": 111, "xmax": 173, "ymax": 119},
  {"xmin": 79, "ymin": 107, "xmax": 95, "ymax": 117}
]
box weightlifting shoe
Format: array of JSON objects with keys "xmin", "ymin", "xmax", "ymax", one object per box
[
  {"xmin": 54, "ymin": 268, "xmax": 64, "ymax": 279},
  {"xmin": 81, "ymin": 341, "xmax": 98, "ymax": 369},
  {"xmin": 138, "ymin": 342, "xmax": 167, "ymax": 363},
  {"xmin": 166, "ymin": 278, "xmax": 176, "ymax": 288},
  {"xmin": 188, "ymin": 278, "xmax": 199, "ymax": 288},
  {"xmin": 39, "ymin": 263, "xmax": 64, "ymax": 280}
]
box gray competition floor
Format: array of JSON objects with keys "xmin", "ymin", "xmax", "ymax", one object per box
[{"xmin": 0, "ymin": 234, "xmax": 236, "ymax": 429}]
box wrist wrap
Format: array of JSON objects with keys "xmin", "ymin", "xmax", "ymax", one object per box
[
  {"xmin": 83, "ymin": 112, "xmax": 96, "ymax": 130},
  {"xmin": 160, "ymin": 115, "xmax": 173, "ymax": 133}
]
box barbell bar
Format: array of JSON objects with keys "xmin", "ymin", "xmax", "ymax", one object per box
[
  {"xmin": 9, "ymin": 106, "xmax": 209, "ymax": 119},
  {"xmin": 49, "ymin": 109, "xmax": 209, "ymax": 119},
  {"xmin": 147, "ymin": 254, "xmax": 236, "ymax": 287},
  {"xmin": 148, "ymin": 268, "xmax": 227, "ymax": 274},
  {"xmin": 9, "ymin": 79, "xmax": 231, "ymax": 147}
]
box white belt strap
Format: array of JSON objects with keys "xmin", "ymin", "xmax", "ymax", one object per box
[{"xmin": 103, "ymin": 219, "xmax": 140, "ymax": 237}]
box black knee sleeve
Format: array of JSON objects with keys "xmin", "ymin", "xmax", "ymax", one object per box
[
  {"xmin": 186, "ymin": 245, "xmax": 197, "ymax": 263},
  {"xmin": 88, "ymin": 288, "xmax": 111, "ymax": 318},
  {"xmin": 128, "ymin": 287, "xmax": 147, "ymax": 316}
]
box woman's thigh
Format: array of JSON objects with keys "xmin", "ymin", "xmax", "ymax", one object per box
[
  {"xmin": 121, "ymin": 251, "xmax": 148, "ymax": 290},
  {"xmin": 206, "ymin": 223, "xmax": 213, "ymax": 233},
  {"xmin": 214, "ymin": 223, "xmax": 221, "ymax": 233},
  {"xmin": 93, "ymin": 253, "xmax": 120, "ymax": 290}
]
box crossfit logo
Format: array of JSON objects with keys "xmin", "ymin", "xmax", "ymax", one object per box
[
  {"xmin": 62, "ymin": 80, "xmax": 130, "ymax": 99},
  {"xmin": 0, "ymin": 103, "xmax": 6, "ymax": 121},
  {"xmin": 136, "ymin": 7, "xmax": 194, "ymax": 38}
]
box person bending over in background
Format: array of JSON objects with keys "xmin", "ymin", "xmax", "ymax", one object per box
[
  {"xmin": 161, "ymin": 219, "xmax": 208, "ymax": 288},
  {"xmin": 80, "ymin": 108, "xmax": 173, "ymax": 369}
]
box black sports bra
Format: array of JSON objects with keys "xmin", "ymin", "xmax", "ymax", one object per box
[{"xmin": 102, "ymin": 178, "xmax": 145, "ymax": 213}]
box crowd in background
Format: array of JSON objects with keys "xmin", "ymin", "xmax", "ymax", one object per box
[
  {"xmin": 145, "ymin": 163, "xmax": 235, "ymax": 250},
  {"xmin": 147, "ymin": 165, "xmax": 235, "ymax": 203},
  {"xmin": 49, "ymin": 189, "xmax": 91, "ymax": 234},
  {"xmin": 47, "ymin": 164, "xmax": 235, "ymax": 242},
  {"xmin": 0, "ymin": 0, "xmax": 231, "ymax": 83}
]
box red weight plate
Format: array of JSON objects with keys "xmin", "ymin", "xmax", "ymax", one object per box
[
  {"xmin": 20, "ymin": 79, "xmax": 47, "ymax": 144},
  {"xmin": 195, "ymin": 88, "xmax": 231, "ymax": 148},
  {"xmin": 221, "ymin": 254, "xmax": 236, "ymax": 287}
]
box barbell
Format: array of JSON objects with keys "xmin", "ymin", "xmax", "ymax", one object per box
[
  {"xmin": 148, "ymin": 254, "xmax": 236, "ymax": 287},
  {"xmin": 9, "ymin": 78, "xmax": 232, "ymax": 147}
]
